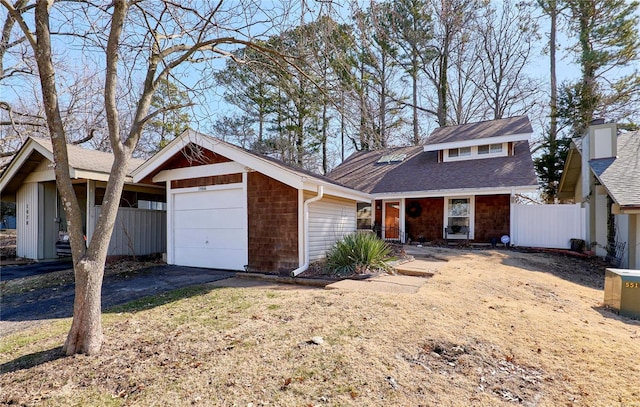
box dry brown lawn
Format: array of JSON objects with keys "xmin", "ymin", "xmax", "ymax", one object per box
[{"xmin": 1, "ymin": 248, "xmax": 639, "ymax": 407}]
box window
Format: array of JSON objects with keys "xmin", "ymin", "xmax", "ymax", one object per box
[
  {"xmin": 377, "ymin": 153, "xmax": 407, "ymax": 164},
  {"xmin": 357, "ymin": 202, "xmax": 372, "ymax": 230},
  {"xmin": 138, "ymin": 200, "xmax": 167, "ymax": 211},
  {"xmin": 448, "ymin": 147, "xmax": 471, "ymax": 158},
  {"xmin": 445, "ymin": 197, "xmax": 472, "ymax": 237},
  {"xmin": 490, "ymin": 144, "xmax": 503, "ymax": 153},
  {"xmin": 478, "ymin": 143, "xmax": 503, "ymax": 155}
]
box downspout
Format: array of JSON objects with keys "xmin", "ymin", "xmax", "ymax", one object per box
[{"xmin": 291, "ymin": 185, "xmax": 324, "ymax": 277}]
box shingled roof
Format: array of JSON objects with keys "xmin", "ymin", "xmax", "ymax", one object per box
[
  {"xmin": 328, "ymin": 141, "xmax": 538, "ymax": 194},
  {"xmin": 0, "ymin": 137, "xmax": 145, "ymax": 196},
  {"xmin": 425, "ymin": 115, "xmax": 532, "ymax": 146},
  {"xmin": 30, "ymin": 137, "xmax": 144, "ymax": 174},
  {"xmin": 590, "ymin": 131, "xmax": 640, "ymax": 207}
]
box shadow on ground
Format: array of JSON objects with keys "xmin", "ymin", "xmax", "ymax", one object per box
[
  {"xmin": 1, "ymin": 265, "xmax": 233, "ymax": 323},
  {"xmin": 592, "ymin": 305, "xmax": 640, "ymax": 326},
  {"xmin": 0, "ymin": 347, "xmax": 65, "ymax": 374},
  {"xmin": 500, "ymin": 249, "xmax": 607, "ymax": 290}
]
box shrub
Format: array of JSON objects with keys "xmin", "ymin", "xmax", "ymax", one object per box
[{"xmin": 326, "ymin": 232, "xmax": 392, "ymax": 276}]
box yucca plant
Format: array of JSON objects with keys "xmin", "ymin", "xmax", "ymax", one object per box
[{"xmin": 326, "ymin": 232, "xmax": 392, "ymax": 276}]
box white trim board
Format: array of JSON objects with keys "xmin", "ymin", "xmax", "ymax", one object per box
[{"xmin": 424, "ymin": 132, "xmax": 532, "ymax": 152}]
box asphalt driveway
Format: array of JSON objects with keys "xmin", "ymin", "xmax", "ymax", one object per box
[
  {"xmin": 1, "ymin": 265, "xmax": 234, "ymax": 323},
  {"xmin": 0, "ymin": 261, "xmax": 74, "ymax": 282}
]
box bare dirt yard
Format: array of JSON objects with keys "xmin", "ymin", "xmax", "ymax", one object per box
[{"xmin": 1, "ymin": 247, "xmax": 639, "ymax": 406}]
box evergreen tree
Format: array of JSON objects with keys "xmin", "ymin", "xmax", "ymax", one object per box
[
  {"xmin": 142, "ymin": 78, "xmax": 192, "ymax": 155},
  {"xmin": 560, "ymin": 0, "xmax": 640, "ymax": 136}
]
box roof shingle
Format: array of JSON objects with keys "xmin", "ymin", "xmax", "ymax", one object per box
[
  {"xmin": 425, "ymin": 115, "xmax": 532, "ymax": 145},
  {"xmin": 590, "ymin": 131, "xmax": 640, "ymax": 206},
  {"xmin": 328, "ymin": 141, "xmax": 538, "ymax": 194},
  {"xmin": 30, "ymin": 137, "xmax": 145, "ymax": 174}
]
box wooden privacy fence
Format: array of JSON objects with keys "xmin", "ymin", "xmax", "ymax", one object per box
[
  {"xmin": 91, "ymin": 206, "xmax": 166, "ymax": 256},
  {"xmin": 511, "ymin": 204, "xmax": 586, "ymax": 249}
]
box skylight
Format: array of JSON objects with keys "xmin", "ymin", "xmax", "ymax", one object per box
[{"xmin": 377, "ymin": 153, "xmax": 407, "ymax": 164}]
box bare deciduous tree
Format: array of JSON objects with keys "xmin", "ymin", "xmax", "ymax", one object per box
[
  {"xmin": 0, "ymin": 0, "xmax": 296, "ymax": 355},
  {"xmin": 474, "ymin": 0, "xmax": 542, "ymax": 120}
]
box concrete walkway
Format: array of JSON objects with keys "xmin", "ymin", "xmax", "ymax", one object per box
[
  {"xmin": 394, "ymin": 259, "xmax": 441, "ymax": 278},
  {"xmin": 325, "ymin": 257, "xmax": 445, "ymax": 294}
]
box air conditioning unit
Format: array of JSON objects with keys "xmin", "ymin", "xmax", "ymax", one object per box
[{"xmin": 604, "ymin": 268, "xmax": 640, "ymax": 320}]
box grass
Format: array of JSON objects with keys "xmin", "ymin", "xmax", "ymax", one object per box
[{"xmin": 2, "ymin": 248, "xmax": 640, "ymax": 406}]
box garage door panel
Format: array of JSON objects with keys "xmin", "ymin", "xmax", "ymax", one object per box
[
  {"xmin": 174, "ymin": 187, "xmax": 243, "ymax": 210},
  {"xmin": 172, "ymin": 186, "xmax": 247, "ymax": 270},
  {"xmin": 174, "ymin": 247, "xmax": 246, "ymax": 270},
  {"xmin": 174, "ymin": 228, "xmax": 245, "ymax": 249},
  {"xmin": 174, "ymin": 207, "xmax": 244, "ymax": 229}
]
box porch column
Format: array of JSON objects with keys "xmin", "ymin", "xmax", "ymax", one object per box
[
  {"xmin": 509, "ymin": 189, "xmax": 515, "ymax": 245},
  {"xmin": 400, "ymin": 198, "xmax": 406, "ymax": 244},
  {"xmin": 166, "ymin": 180, "xmax": 173, "ymax": 264}
]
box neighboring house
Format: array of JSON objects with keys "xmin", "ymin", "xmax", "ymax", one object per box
[
  {"xmin": 328, "ymin": 115, "xmax": 539, "ymax": 244},
  {"xmin": 558, "ymin": 121, "xmax": 640, "ymax": 269},
  {"xmin": 132, "ymin": 129, "xmax": 370, "ymax": 275},
  {"xmin": 0, "ymin": 137, "xmax": 166, "ymax": 260}
]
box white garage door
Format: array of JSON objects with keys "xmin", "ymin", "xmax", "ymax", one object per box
[{"xmin": 172, "ymin": 185, "xmax": 247, "ymax": 270}]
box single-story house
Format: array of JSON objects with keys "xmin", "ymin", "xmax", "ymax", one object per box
[
  {"xmin": 0, "ymin": 137, "xmax": 167, "ymax": 260},
  {"xmin": 328, "ymin": 115, "xmax": 539, "ymax": 244},
  {"xmin": 558, "ymin": 121, "xmax": 640, "ymax": 269},
  {"xmin": 132, "ymin": 129, "xmax": 371, "ymax": 275}
]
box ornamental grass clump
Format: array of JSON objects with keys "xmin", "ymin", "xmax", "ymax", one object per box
[{"xmin": 326, "ymin": 232, "xmax": 392, "ymax": 276}]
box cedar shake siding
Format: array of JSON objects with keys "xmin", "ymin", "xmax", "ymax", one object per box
[
  {"xmin": 404, "ymin": 198, "xmax": 444, "ymax": 242},
  {"xmin": 247, "ymin": 172, "xmax": 298, "ymax": 274},
  {"xmin": 474, "ymin": 194, "xmax": 510, "ymax": 242},
  {"xmin": 171, "ymin": 173, "xmax": 242, "ymax": 189},
  {"xmin": 137, "ymin": 144, "xmax": 232, "ymax": 185}
]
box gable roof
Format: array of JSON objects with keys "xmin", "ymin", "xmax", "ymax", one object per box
[
  {"xmin": 424, "ymin": 115, "xmax": 533, "ymax": 151},
  {"xmin": 133, "ymin": 129, "xmax": 371, "ymax": 202},
  {"xmin": 0, "ymin": 137, "xmax": 145, "ymax": 196},
  {"xmin": 589, "ymin": 131, "xmax": 640, "ymax": 207},
  {"xmin": 29, "ymin": 137, "xmax": 144, "ymax": 174},
  {"xmin": 328, "ymin": 141, "xmax": 538, "ymax": 195}
]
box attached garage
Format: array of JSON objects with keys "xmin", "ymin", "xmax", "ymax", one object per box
[
  {"xmin": 171, "ymin": 185, "xmax": 247, "ymax": 269},
  {"xmin": 133, "ymin": 129, "xmax": 371, "ymax": 274}
]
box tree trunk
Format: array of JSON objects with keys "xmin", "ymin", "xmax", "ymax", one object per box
[
  {"xmin": 412, "ymin": 56, "xmax": 419, "ymax": 145},
  {"xmin": 549, "ymin": 0, "xmax": 557, "ymax": 141},
  {"xmin": 63, "ymin": 260, "xmax": 104, "ymax": 355}
]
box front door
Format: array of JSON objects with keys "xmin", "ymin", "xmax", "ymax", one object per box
[{"xmin": 384, "ymin": 201, "xmax": 400, "ymax": 239}]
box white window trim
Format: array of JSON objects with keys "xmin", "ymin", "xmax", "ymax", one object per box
[
  {"xmin": 443, "ymin": 143, "xmax": 508, "ymax": 162},
  {"xmin": 443, "ymin": 196, "xmax": 475, "ymax": 239},
  {"xmin": 356, "ymin": 201, "xmax": 373, "ymax": 230}
]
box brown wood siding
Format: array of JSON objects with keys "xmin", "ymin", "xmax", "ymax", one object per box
[
  {"xmin": 404, "ymin": 198, "xmax": 444, "ymax": 242},
  {"xmin": 171, "ymin": 173, "xmax": 242, "ymax": 189},
  {"xmin": 138, "ymin": 144, "xmax": 231, "ymax": 185},
  {"xmin": 247, "ymin": 172, "xmax": 298, "ymax": 274},
  {"xmin": 474, "ymin": 194, "xmax": 510, "ymax": 242}
]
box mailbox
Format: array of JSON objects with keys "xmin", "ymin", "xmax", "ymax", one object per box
[{"xmin": 604, "ymin": 268, "xmax": 640, "ymax": 320}]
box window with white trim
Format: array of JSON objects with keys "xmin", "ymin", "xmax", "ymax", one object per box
[
  {"xmin": 443, "ymin": 143, "xmax": 507, "ymax": 162},
  {"xmin": 444, "ymin": 197, "xmax": 474, "ymax": 238},
  {"xmin": 478, "ymin": 143, "xmax": 503, "ymax": 155},
  {"xmin": 357, "ymin": 202, "xmax": 372, "ymax": 230},
  {"xmin": 448, "ymin": 147, "xmax": 471, "ymax": 158}
]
